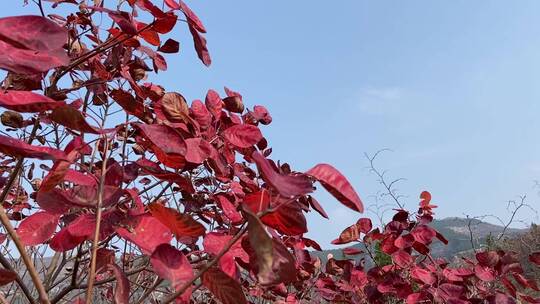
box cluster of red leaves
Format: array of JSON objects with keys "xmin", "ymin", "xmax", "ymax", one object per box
[
  {"xmin": 0, "ymin": 1, "xmax": 537, "ymax": 304},
  {"xmin": 318, "ymin": 192, "xmax": 540, "ymax": 304},
  {"xmin": 0, "ymin": 1, "xmax": 365, "ymax": 303}
]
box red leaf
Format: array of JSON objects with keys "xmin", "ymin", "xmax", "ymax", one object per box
[
  {"xmin": 49, "ymin": 105, "xmax": 105, "ymax": 134},
  {"xmin": 110, "ymin": 89, "xmax": 151, "ymax": 122},
  {"xmin": 392, "ymin": 250, "xmax": 414, "ymax": 268},
  {"xmin": 306, "ymin": 164, "xmax": 363, "ymax": 212},
  {"xmin": 251, "ymin": 151, "xmax": 313, "ymax": 198},
  {"xmin": 92, "ymin": 7, "xmax": 137, "ymax": 35},
  {"xmin": 205, "ymin": 89, "xmax": 223, "ymax": 118},
  {"xmin": 150, "ymin": 244, "xmax": 193, "ymax": 302},
  {"xmin": 250, "ymin": 105, "xmax": 272, "ymax": 125},
  {"xmin": 50, "ymin": 227, "xmax": 85, "ymax": 252},
  {"xmin": 474, "ymin": 264, "xmax": 496, "ymax": 282},
  {"xmin": 153, "ymin": 12, "xmax": 177, "ymax": 34},
  {"xmin": 222, "ymin": 124, "xmax": 263, "ymax": 148},
  {"xmin": 0, "ymin": 134, "xmax": 66, "ymax": 160},
  {"xmin": 188, "ymin": 23, "xmax": 211, "ymax": 66},
  {"xmin": 242, "ymin": 190, "xmax": 271, "ymax": 214},
  {"xmin": 116, "ymin": 215, "xmax": 172, "ymax": 254},
  {"xmin": 134, "ymin": 123, "xmax": 187, "ymax": 169},
  {"xmin": 185, "ymin": 138, "xmax": 212, "ymax": 164},
  {"xmin": 476, "ymin": 251, "xmax": 500, "ymax": 267},
  {"xmin": 17, "ymin": 211, "xmax": 59, "ymax": 246},
  {"xmin": 215, "ymin": 195, "xmax": 242, "ymax": 224},
  {"xmin": 190, "ymin": 99, "xmax": 212, "ymax": 128},
  {"xmin": 308, "ymin": 196, "xmax": 328, "ymax": 219},
  {"xmin": 0, "ymin": 268, "xmax": 17, "ymax": 286},
  {"xmin": 203, "ymin": 232, "xmax": 248, "ymax": 279},
  {"xmin": 0, "ymin": 91, "xmax": 63, "ymax": 112},
  {"xmin": 411, "ymin": 267, "xmax": 436, "ymax": 285},
  {"xmin": 331, "ymin": 224, "xmax": 359, "ymax": 245},
  {"xmin": 245, "ymin": 210, "xmax": 296, "ymax": 286},
  {"xmin": 108, "ymin": 264, "xmax": 130, "ymax": 304},
  {"xmin": 179, "ymin": 1, "xmax": 207, "ymax": 33},
  {"xmin": 411, "ymin": 225, "xmax": 436, "ymax": 245},
  {"xmin": 158, "ymin": 38, "xmax": 180, "ymax": 53},
  {"xmin": 0, "ymin": 15, "xmax": 68, "ymax": 74},
  {"xmin": 530, "ymin": 252, "xmax": 540, "ymax": 266},
  {"xmin": 148, "ymin": 203, "xmax": 205, "ymax": 241},
  {"xmin": 261, "ymin": 200, "xmax": 307, "ymax": 235},
  {"xmin": 202, "ymin": 268, "xmax": 247, "ymax": 304},
  {"xmin": 356, "ymin": 218, "xmax": 372, "ymax": 233}
]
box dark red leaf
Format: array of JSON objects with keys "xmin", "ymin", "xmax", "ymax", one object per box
[
  {"xmin": 530, "ymin": 252, "xmax": 540, "ymax": 266},
  {"xmin": 108, "ymin": 264, "xmax": 130, "ymax": 304},
  {"xmin": 251, "ymin": 151, "xmax": 313, "ymax": 198},
  {"xmin": 134, "ymin": 123, "xmax": 187, "ymax": 169},
  {"xmin": 306, "ymin": 164, "xmax": 363, "ymax": 212},
  {"xmin": 188, "ymin": 23, "xmax": 211, "ymax": 66},
  {"xmin": 245, "ymin": 210, "xmax": 296, "ymax": 286},
  {"xmin": 49, "ymin": 105, "xmax": 106, "ymax": 134},
  {"xmin": 110, "ymin": 89, "xmax": 151, "ymax": 122},
  {"xmin": 158, "ymin": 38, "xmax": 180, "ymax": 53},
  {"xmin": 179, "ymin": 1, "xmax": 207, "ymax": 33},
  {"xmin": 202, "ymin": 268, "xmax": 247, "ymax": 304},
  {"xmin": 308, "ymin": 196, "xmax": 328, "ymax": 219},
  {"xmin": 0, "ymin": 268, "xmax": 17, "ymax": 286}
]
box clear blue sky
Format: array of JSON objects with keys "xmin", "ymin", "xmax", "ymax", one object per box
[{"xmin": 7, "ymin": 1, "xmax": 540, "ymax": 247}]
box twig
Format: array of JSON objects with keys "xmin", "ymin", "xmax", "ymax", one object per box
[
  {"xmin": 160, "ymin": 224, "xmax": 248, "ymax": 304},
  {"xmin": 0, "ymin": 253, "xmax": 35, "ymax": 304}
]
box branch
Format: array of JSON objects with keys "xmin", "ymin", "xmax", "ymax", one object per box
[
  {"xmin": 0, "ymin": 120, "xmax": 50, "ymax": 304},
  {"xmin": 85, "ymin": 137, "xmax": 110, "ymax": 303},
  {"xmin": 364, "ymin": 150, "xmax": 405, "ymax": 210}
]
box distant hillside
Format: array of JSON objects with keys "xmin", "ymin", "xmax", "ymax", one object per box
[{"xmin": 312, "ymin": 217, "xmax": 528, "ymax": 262}]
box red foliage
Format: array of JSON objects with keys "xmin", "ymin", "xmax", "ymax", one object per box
[{"xmin": 0, "ymin": 2, "xmax": 535, "ymax": 304}]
